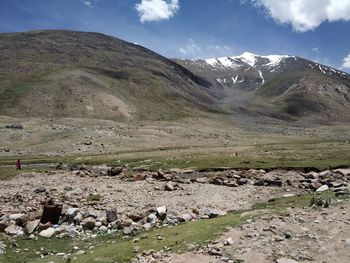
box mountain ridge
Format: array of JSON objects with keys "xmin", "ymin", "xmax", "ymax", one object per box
[{"xmin": 0, "ymin": 30, "xmax": 350, "ymax": 123}]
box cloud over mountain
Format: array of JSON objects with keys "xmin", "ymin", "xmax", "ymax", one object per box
[
  {"xmin": 250, "ymin": 0, "xmax": 350, "ymax": 32},
  {"xmin": 136, "ymin": 0, "xmax": 179, "ymax": 23},
  {"xmin": 342, "ymin": 53, "xmax": 350, "ymax": 69}
]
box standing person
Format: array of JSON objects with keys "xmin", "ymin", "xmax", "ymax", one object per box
[{"xmin": 16, "ymin": 159, "xmax": 21, "ymax": 170}]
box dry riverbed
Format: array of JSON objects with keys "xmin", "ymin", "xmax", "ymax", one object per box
[{"xmin": 0, "ymin": 167, "xmax": 349, "ymax": 263}]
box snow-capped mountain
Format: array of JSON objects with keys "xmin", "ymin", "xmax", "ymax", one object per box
[
  {"xmin": 175, "ymin": 52, "xmax": 350, "ymax": 122},
  {"xmin": 175, "ymin": 52, "xmax": 348, "ymax": 92},
  {"xmin": 205, "ymin": 52, "xmax": 292, "ymax": 69}
]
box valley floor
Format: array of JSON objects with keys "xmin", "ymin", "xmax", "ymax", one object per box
[{"xmin": 0, "ymin": 116, "xmax": 349, "ymax": 171}]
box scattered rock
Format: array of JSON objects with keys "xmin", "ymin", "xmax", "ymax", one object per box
[
  {"xmin": 164, "ymin": 182, "xmax": 175, "ymax": 191},
  {"xmin": 107, "ymin": 167, "xmax": 123, "ymax": 176},
  {"xmin": 4, "ymin": 224, "xmax": 23, "ymax": 236},
  {"xmin": 39, "ymin": 227, "xmax": 56, "ymax": 238},
  {"xmin": 25, "ymin": 219, "xmax": 40, "ymax": 234},
  {"xmin": 223, "ymin": 237, "xmax": 234, "ymax": 246},
  {"xmin": 82, "ymin": 217, "xmax": 96, "ymax": 230},
  {"xmin": 316, "ymin": 185, "xmax": 329, "ymax": 192},
  {"xmin": 276, "ymin": 258, "xmax": 299, "ymax": 263},
  {"xmin": 106, "ymin": 209, "xmax": 117, "ymax": 222},
  {"xmin": 34, "ymin": 186, "xmax": 46, "ymax": 193},
  {"xmin": 204, "ymin": 209, "xmax": 227, "ymax": 218}
]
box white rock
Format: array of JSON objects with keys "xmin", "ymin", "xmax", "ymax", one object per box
[
  {"xmin": 99, "ymin": 226, "xmax": 108, "ymax": 233},
  {"xmin": 4, "ymin": 224, "xmax": 23, "ymax": 236},
  {"xmin": 334, "ymin": 168, "xmax": 350, "ymax": 176},
  {"xmin": 282, "ymin": 193, "xmax": 296, "ymax": 198},
  {"xmin": 223, "ymin": 237, "xmax": 234, "ymax": 246},
  {"xmin": 316, "ymin": 185, "xmax": 329, "ymax": 192},
  {"xmin": 9, "ymin": 213, "xmax": 25, "ymax": 221},
  {"xmin": 157, "ymin": 206, "xmax": 167, "ymax": 216},
  {"xmin": 39, "ymin": 227, "xmax": 56, "ymax": 238},
  {"xmin": 345, "ymin": 239, "xmax": 350, "ymax": 247},
  {"xmin": 276, "ymin": 258, "xmax": 298, "ymax": 263},
  {"xmin": 66, "ymin": 208, "xmax": 79, "ymax": 217}
]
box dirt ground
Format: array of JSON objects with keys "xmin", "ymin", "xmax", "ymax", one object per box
[
  {"xmin": 170, "ymin": 202, "xmax": 350, "ymax": 263},
  {"xmin": 0, "ymin": 170, "xmax": 288, "ymax": 218}
]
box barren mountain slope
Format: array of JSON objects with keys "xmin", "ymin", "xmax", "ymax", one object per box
[{"xmin": 0, "ymin": 30, "xmax": 218, "ymax": 121}]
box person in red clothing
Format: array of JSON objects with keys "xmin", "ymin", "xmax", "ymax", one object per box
[{"xmin": 16, "ymin": 159, "xmax": 21, "ymax": 170}]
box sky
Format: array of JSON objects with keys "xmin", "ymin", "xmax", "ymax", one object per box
[{"xmin": 0, "ymin": 0, "xmax": 350, "ymax": 72}]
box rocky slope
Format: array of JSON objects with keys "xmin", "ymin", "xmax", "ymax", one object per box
[
  {"xmin": 176, "ymin": 52, "xmax": 350, "ymax": 122},
  {"xmin": 0, "ymin": 30, "xmax": 217, "ymax": 121}
]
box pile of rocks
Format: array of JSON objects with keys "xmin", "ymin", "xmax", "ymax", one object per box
[
  {"xmin": 0, "ymin": 203, "xmax": 228, "ymax": 240},
  {"xmin": 119, "ymin": 167, "xmax": 350, "ymax": 194},
  {"xmin": 0, "ymin": 166, "xmax": 349, "ymax": 242}
]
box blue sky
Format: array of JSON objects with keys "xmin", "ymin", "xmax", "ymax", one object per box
[{"xmin": 1, "ymin": 0, "xmax": 350, "ymax": 71}]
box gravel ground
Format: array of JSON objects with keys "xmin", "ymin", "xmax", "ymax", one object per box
[{"xmin": 0, "ymin": 170, "xmax": 287, "ymax": 218}]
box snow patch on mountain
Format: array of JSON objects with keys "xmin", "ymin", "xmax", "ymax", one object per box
[
  {"xmin": 203, "ymin": 52, "xmax": 292, "ymax": 69},
  {"xmin": 258, "ymin": 70, "xmax": 265, "ymax": 85}
]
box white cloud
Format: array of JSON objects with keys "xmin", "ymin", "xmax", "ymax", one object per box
[
  {"xmin": 81, "ymin": 0, "xmax": 98, "ymax": 8},
  {"xmin": 342, "ymin": 53, "xmax": 350, "ymax": 68},
  {"xmin": 312, "ymin": 47, "xmax": 320, "ymax": 53},
  {"xmin": 135, "ymin": 0, "xmax": 180, "ymax": 23},
  {"xmin": 249, "ymin": 0, "xmax": 350, "ymax": 32},
  {"xmin": 179, "ymin": 39, "xmax": 201, "ymax": 55}
]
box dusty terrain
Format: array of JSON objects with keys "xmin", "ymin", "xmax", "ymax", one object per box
[
  {"xmin": 0, "ymin": 166, "xmax": 349, "ymax": 263},
  {"xmin": 168, "ymin": 202, "xmax": 350, "ymax": 263}
]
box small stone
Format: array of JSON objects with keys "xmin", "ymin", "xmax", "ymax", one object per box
[
  {"xmin": 39, "ymin": 227, "xmax": 56, "ymax": 238},
  {"xmin": 34, "ymin": 187, "xmax": 46, "ymax": 193},
  {"xmin": 106, "ymin": 209, "xmax": 117, "ymax": 222},
  {"xmin": 157, "ymin": 206, "xmax": 167, "ymax": 216},
  {"xmin": 181, "ymin": 213, "xmax": 193, "ymax": 222},
  {"xmin": 345, "ymin": 239, "xmax": 350, "ymax": 247},
  {"xmin": 223, "ymin": 238, "xmax": 234, "ymax": 246},
  {"xmin": 123, "ymin": 227, "xmax": 133, "ymax": 235},
  {"xmin": 204, "ymin": 209, "xmax": 227, "ymax": 218},
  {"xmin": 282, "ymin": 193, "xmax": 296, "ymax": 198},
  {"xmin": 82, "ymin": 217, "xmax": 96, "ymax": 230},
  {"xmin": 276, "ymin": 258, "xmax": 298, "ymax": 263},
  {"xmin": 66, "ymin": 208, "xmax": 79, "ymax": 218},
  {"xmin": 99, "ymin": 226, "xmax": 108, "ymax": 233},
  {"xmin": 4, "ymin": 225, "xmax": 23, "ymax": 236},
  {"xmin": 143, "ymin": 223, "xmax": 152, "ymax": 230},
  {"xmin": 316, "ymin": 185, "xmax": 329, "ymax": 192},
  {"xmin": 164, "ymin": 182, "xmax": 175, "ymax": 191},
  {"xmin": 25, "ymin": 220, "xmax": 40, "ymax": 234}
]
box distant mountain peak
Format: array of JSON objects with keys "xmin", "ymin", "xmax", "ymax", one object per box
[{"xmin": 202, "ymin": 52, "xmax": 293, "ymax": 69}]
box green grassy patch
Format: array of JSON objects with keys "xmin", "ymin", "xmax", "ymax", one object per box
[{"xmin": 0, "ymin": 167, "xmax": 54, "ymax": 181}]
